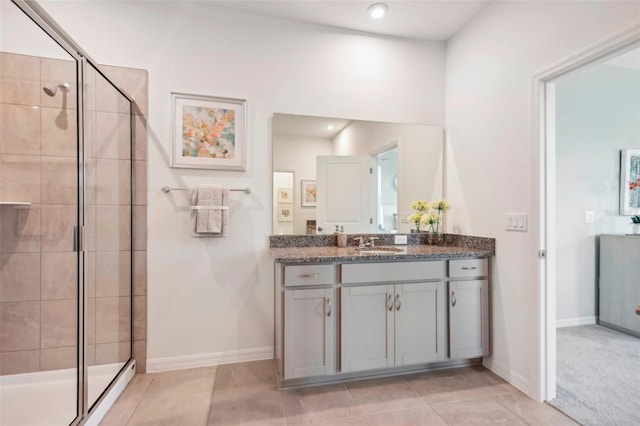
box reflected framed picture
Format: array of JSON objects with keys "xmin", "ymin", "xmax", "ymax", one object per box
[
  {"xmin": 620, "ymin": 149, "xmax": 640, "ymax": 215},
  {"xmin": 277, "ymin": 204, "xmax": 293, "ymax": 222},
  {"xmin": 171, "ymin": 92, "xmax": 246, "ymax": 170},
  {"xmin": 277, "ymin": 187, "xmax": 293, "ymax": 203},
  {"xmin": 301, "ymin": 179, "xmax": 316, "ymax": 207}
]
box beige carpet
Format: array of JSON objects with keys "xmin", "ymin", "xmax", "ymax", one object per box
[{"xmin": 548, "ymin": 325, "xmax": 640, "ymax": 425}]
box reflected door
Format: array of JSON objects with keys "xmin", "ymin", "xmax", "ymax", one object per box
[{"xmin": 316, "ymin": 155, "xmax": 374, "ymax": 234}]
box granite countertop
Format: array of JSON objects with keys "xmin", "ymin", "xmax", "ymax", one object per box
[{"xmin": 270, "ymin": 244, "xmax": 491, "ymax": 263}]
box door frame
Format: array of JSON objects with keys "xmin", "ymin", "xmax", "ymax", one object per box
[{"xmin": 533, "ymin": 25, "xmax": 640, "ymax": 401}]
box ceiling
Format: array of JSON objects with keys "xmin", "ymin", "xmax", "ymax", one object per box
[
  {"xmin": 273, "ymin": 114, "xmax": 352, "ymax": 139},
  {"xmin": 214, "ymin": 1, "xmax": 492, "ymax": 41}
]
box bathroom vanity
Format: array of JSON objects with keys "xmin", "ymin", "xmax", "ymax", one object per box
[{"xmin": 271, "ymin": 236, "xmax": 494, "ymax": 387}]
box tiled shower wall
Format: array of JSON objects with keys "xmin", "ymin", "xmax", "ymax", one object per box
[{"xmin": 0, "ymin": 52, "xmax": 148, "ymax": 374}]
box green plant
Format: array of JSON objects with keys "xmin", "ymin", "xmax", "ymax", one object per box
[{"xmin": 631, "ymin": 215, "xmax": 640, "ymax": 224}]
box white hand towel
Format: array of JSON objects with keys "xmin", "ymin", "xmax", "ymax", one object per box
[{"xmin": 189, "ymin": 185, "xmax": 229, "ymax": 236}]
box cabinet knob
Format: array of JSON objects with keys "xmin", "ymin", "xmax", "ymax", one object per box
[
  {"xmin": 395, "ymin": 294, "xmax": 401, "ymax": 311},
  {"xmin": 451, "ymin": 291, "xmax": 457, "ymax": 307},
  {"xmin": 386, "ymin": 294, "xmax": 393, "ymax": 311},
  {"xmin": 326, "ymin": 297, "xmax": 332, "ymax": 317}
]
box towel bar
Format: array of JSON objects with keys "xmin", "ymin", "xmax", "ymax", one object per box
[{"xmin": 162, "ymin": 186, "xmax": 251, "ymax": 195}]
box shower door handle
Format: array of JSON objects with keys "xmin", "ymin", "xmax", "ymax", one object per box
[{"xmin": 73, "ymin": 225, "xmax": 85, "ymax": 252}]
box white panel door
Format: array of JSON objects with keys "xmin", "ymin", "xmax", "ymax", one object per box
[
  {"xmin": 284, "ymin": 288, "xmax": 335, "ymax": 379},
  {"xmin": 316, "ymin": 155, "xmax": 373, "ymax": 234},
  {"xmin": 394, "ymin": 282, "xmax": 445, "ymax": 366},
  {"xmin": 449, "ymin": 280, "xmax": 489, "ymax": 359},
  {"xmin": 341, "ymin": 285, "xmax": 394, "ymax": 372}
]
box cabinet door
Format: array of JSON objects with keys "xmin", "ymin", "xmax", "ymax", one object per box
[
  {"xmin": 395, "ymin": 282, "xmax": 445, "ymax": 366},
  {"xmin": 284, "ymin": 288, "xmax": 334, "ymax": 379},
  {"xmin": 341, "ymin": 285, "xmax": 394, "ymax": 372},
  {"xmin": 449, "ymin": 280, "xmax": 489, "ymax": 359}
]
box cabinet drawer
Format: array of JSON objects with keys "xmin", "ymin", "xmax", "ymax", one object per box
[
  {"xmin": 449, "ymin": 259, "xmax": 488, "ymax": 278},
  {"xmin": 284, "ymin": 264, "xmax": 335, "ymax": 287},
  {"xmin": 341, "ymin": 261, "xmax": 444, "ymax": 284}
]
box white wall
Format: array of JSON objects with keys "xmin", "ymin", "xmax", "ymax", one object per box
[
  {"xmin": 273, "ymin": 133, "xmax": 333, "ymax": 235},
  {"xmin": 555, "ymin": 64, "xmax": 640, "ymax": 324},
  {"xmin": 446, "ymin": 1, "xmax": 640, "ymax": 397},
  {"xmin": 39, "ymin": 1, "xmax": 446, "ymax": 367}
]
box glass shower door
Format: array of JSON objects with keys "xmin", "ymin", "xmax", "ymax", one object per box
[{"xmin": 84, "ymin": 62, "xmax": 133, "ymax": 409}]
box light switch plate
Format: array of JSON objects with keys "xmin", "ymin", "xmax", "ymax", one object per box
[
  {"xmin": 506, "ymin": 213, "xmax": 528, "ymax": 232},
  {"xmin": 394, "ymin": 235, "xmax": 408, "ymax": 245}
]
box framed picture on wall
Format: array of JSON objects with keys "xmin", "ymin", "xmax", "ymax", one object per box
[
  {"xmin": 277, "ymin": 187, "xmax": 293, "ymax": 203},
  {"xmin": 277, "ymin": 204, "xmax": 293, "ymax": 222},
  {"xmin": 301, "ymin": 179, "xmax": 317, "ymax": 207},
  {"xmin": 620, "ymin": 149, "xmax": 640, "ymax": 215},
  {"xmin": 170, "ymin": 92, "xmax": 247, "ymax": 170}
]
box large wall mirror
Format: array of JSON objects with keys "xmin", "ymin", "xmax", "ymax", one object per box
[{"xmin": 272, "ymin": 113, "xmax": 444, "ymax": 235}]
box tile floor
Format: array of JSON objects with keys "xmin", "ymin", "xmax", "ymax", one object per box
[{"xmin": 100, "ymin": 360, "xmax": 577, "ymax": 425}]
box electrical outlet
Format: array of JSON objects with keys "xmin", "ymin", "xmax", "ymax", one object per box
[
  {"xmin": 584, "ymin": 211, "xmax": 595, "ymax": 223},
  {"xmin": 394, "ymin": 235, "xmax": 408, "ymax": 245}
]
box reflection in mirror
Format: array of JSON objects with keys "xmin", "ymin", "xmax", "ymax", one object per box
[
  {"xmin": 272, "ymin": 113, "xmax": 443, "ymax": 235},
  {"xmin": 273, "ymin": 171, "xmax": 295, "ymax": 234}
]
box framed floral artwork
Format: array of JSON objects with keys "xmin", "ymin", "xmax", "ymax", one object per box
[
  {"xmin": 277, "ymin": 187, "xmax": 293, "ymax": 203},
  {"xmin": 277, "ymin": 204, "xmax": 293, "ymax": 222},
  {"xmin": 301, "ymin": 179, "xmax": 316, "ymax": 207},
  {"xmin": 620, "ymin": 149, "xmax": 640, "ymax": 216},
  {"xmin": 171, "ymin": 93, "xmax": 246, "ymax": 170}
]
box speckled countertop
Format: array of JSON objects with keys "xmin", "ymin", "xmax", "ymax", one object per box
[{"xmin": 270, "ymin": 244, "xmax": 491, "ymax": 263}]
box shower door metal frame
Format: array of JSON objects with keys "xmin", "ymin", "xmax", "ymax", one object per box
[{"xmin": 9, "ymin": 1, "xmax": 136, "ymax": 424}]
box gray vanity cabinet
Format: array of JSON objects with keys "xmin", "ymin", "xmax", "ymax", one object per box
[
  {"xmin": 340, "ymin": 261, "xmax": 447, "ymax": 373},
  {"xmin": 280, "ymin": 264, "xmax": 336, "ymax": 380},
  {"xmin": 448, "ymin": 259, "xmax": 490, "ymax": 359}
]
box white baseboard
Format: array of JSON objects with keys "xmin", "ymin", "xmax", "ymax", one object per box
[
  {"xmin": 147, "ymin": 346, "xmax": 273, "ymax": 373},
  {"xmin": 555, "ymin": 316, "xmax": 597, "ymax": 328},
  {"xmin": 483, "ymin": 359, "xmax": 531, "ymax": 396}
]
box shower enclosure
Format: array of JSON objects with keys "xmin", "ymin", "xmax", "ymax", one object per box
[{"xmin": 1, "ymin": 1, "xmax": 135, "ymax": 424}]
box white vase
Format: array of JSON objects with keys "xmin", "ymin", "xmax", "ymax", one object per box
[{"xmin": 633, "ymin": 223, "xmax": 640, "ymax": 235}]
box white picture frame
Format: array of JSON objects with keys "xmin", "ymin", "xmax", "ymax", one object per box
[{"xmin": 620, "ymin": 149, "xmax": 640, "ymax": 216}]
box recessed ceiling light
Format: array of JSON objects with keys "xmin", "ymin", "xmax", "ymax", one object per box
[
  {"xmin": 368, "ymin": 3, "xmax": 388, "ymax": 19},
  {"xmin": 325, "ymin": 124, "xmax": 334, "ymax": 130}
]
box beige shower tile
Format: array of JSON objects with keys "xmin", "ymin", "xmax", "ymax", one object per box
[
  {"xmin": 40, "ymin": 107, "xmax": 77, "ymax": 158},
  {"xmin": 133, "ymin": 251, "xmax": 146, "ymax": 296},
  {"xmin": 0, "ymin": 349, "xmax": 39, "ymax": 375},
  {"xmin": 96, "ymin": 205, "xmax": 131, "ymax": 251},
  {"xmin": 96, "ymin": 250, "xmax": 131, "ymax": 297},
  {"xmin": 133, "ymin": 340, "xmax": 146, "ymax": 373},
  {"xmin": 96, "ymin": 112, "xmax": 131, "ymax": 160},
  {"xmin": 40, "ymin": 346, "xmax": 77, "ymax": 371},
  {"xmin": 41, "ymin": 58, "xmax": 76, "ymax": 83},
  {"xmin": 134, "ymin": 160, "xmax": 146, "ymax": 206},
  {"xmin": 41, "ymin": 299, "xmax": 77, "ymax": 348},
  {"xmin": 101, "ymin": 251, "xmax": 131, "ymax": 291},
  {"xmin": 86, "ymin": 251, "xmax": 96, "ymax": 298},
  {"xmin": 95, "ymin": 296, "xmax": 130, "ymax": 344},
  {"xmin": 96, "ymin": 158, "xmax": 131, "ymax": 205},
  {"xmin": 1, "ymin": 104, "xmax": 41, "ymax": 155},
  {"xmin": 133, "ymin": 114, "xmax": 147, "ymax": 161},
  {"xmin": 95, "ymin": 341, "xmax": 130, "ymax": 365},
  {"xmin": 0, "ymin": 204, "xmax": 41, "ymax": 253},
  {"xmin": 101, "ymin": 65, "xmax": 148, "ymax": 116},
  {"xmin": 0, "ymin": 78, "xmax": 40, "ymax": 106},
  {"xmin": 133, "ymin": 295, "xmax": 146, "ymax": 341},
  {"xmin": 0, "ymin": 301, "xmax": 40, "ymax": 351},
  {"xmin": 41, "ymin": 156, "xmax": 78, "ymax": 205},
  {"xmin": 120, "ymin": 295, "xmax": 132, "ymax": 342},
  {"xmin": 0, "ymin": 53, "xmax": 40, "ymax": 80},
  {"xmin": 41, "ymin": 204, "xmax": 76, "ymax": 252},
  {"xmin": 41, "ymin": 252, "xmax": 77, "ymax": 300},
  {"xmin": 1, "ymin": 154, "xmax": 40, "ymax": 203},
  {"xmin": 85, "ymin": 204, "xmax": 97, "ymax": 251},
  {"xmin": 40, "ymin": 79, "xmax": 76, "ymax": 109},
  {"xmin": 133, "ymin": 206, "xmax": 146, "ymax": 251},
  {"xmin": 87, "ymin": 296, "xmax": 96, "ymax": 344},
  {"xmin": 0, "ymin": 252, "xmax": 40, "ymax": 302},
  {"xmin": 96, "ymin": 74, "xmax": 131, "ymax": 114},
  {"xmin": 87, "ymin": 343, "xmax": 96, "ymax": 366}
]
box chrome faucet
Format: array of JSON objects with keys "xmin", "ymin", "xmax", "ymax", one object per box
[
  {"xmin": 353, "ymin": 237, "xmax": 365, "ymax": 248},
  {"xmin": 367, "ymin": 236, "xmax": 379, "ymax": 248}
]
